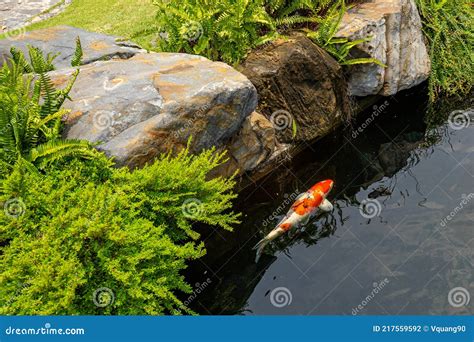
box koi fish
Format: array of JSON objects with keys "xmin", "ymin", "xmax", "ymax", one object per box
[{"xmin": 253, "ymin": 179, "xmax": 334, "ymax": 263}]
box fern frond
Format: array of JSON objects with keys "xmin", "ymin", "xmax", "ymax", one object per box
[
  {"xmin": 0, "ymin": 44, "xmax": 98, "ymax": 172},
  {"xmin": 275, "ymin": 14, "xmax": 315, "ymax": 27},
  {"xmin": 341, "ymin": 57, "xmax": 387, "ymax": 66},
  {"xmin": 38, "ymin": 72, "xmax": 56, "ymax": 118},
  {"xmin": 27, "ymin": 45, "xmax": 58, "ymax": 73},
  {"xmin": 10, "ymin": 47, "xmax": 33, "ymax": 74},
  {"xmin": 29, "ymin": 139, "xmax": 100, "ymax": 168},
  {"xmin": 71, "ymin": 36, "xmax": 83, "ymax": 67},
  {"xmin": 52, "ymin": 69, "xmax": 80, "ymax": 111}
]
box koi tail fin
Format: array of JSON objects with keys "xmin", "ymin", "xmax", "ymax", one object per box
[{"xmin": 253, "ymin": 237, "xmax": 270, "ymax": 263}]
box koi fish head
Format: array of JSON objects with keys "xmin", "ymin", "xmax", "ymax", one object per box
[{"xmin": 309, "ymin": 179, "xmax": 334, "ymax": 196}]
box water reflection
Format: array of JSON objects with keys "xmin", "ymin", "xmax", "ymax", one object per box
[{"xmin": 188, "ymin": 87, "xmax": 473, "ymax": 316}]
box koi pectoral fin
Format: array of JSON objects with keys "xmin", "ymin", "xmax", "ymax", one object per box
[
  {"xmin": 253, "ymin": 238, "xmax": 269, "ymax": 263},
  {"xmin": 301, "ymin": 214, "xmax": 311, "ymax": 226},
  {"xmin": 297, "ymin": 211, "xmax": 318, "ymax": 233},
  {"xmin": 319, "ymin": 198, "xmax": 334, "ymax": 212}
]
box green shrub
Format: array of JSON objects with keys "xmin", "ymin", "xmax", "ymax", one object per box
[
  {"xmin": 0, "ymin": 148, "xmax": 239, "ymax": 315},
  {"xmin": 10, "ymin": 45, "xmax": 58, "ymax": 73},
  {"xmin": 0, "ymin": 42, "xmax": 240, "ymax": 316},
  {"xmin": 152, "ymin": 0, "xmax": 379, "ymax": 66},
  {"xmin": 415, "ymin": 0, "xmax": 474, "ymax": 101},
  {"xmin": 306, "ymin": 0, "xmax": 385, "ymax": 66},
  {"xmin": 0, "ymin": 44, "xmax": 97, "ymax": 175},
  {"xmin": 266, "ymin": 0, "xmax": 332, "ymax": 18},
  {"xmin": 152, "ymin": 0, "xmax": 276, "ymax": 64}
]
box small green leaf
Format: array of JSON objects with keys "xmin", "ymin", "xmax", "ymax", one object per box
[{"xmin": 341, "ymin": 58, "xmax": 387, "ymax": 67}]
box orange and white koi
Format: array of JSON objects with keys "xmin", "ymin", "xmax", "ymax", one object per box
[{"xmin": 253, "ymin": 179, "xmax": 334, "ymax": 263}]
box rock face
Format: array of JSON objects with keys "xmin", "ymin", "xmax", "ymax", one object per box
[
  {"xmin": 336, "ymin": 0, "xmax": 430, "ymax": 96},
  {"xmin": 52, "ymin": 53, "xmax": 258, "ymax": 168},
  {"xmin": 0, "ymin": 26, "xmax": 143, "ymax": 69},
  {"xmin": 240, "ymin": 34, "xmax": 351, "ymax": 143},
  {"xmin": 0, "ymin": 15, "xmax": 433, "ymax": 180},
  {"xmin": 214, "ymin": 112, "xmax": 276, "ymax": 177}
]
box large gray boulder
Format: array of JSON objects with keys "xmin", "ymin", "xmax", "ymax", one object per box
[
  {"xmin": 213, "ymin": 112, "xmax": 276, "ymax": 177},
  {"xmin": 336, "ymin": 0, "xmax": 430, "ymax": 96},
  {"xmin": 52, "ymin": 52, "xmax": 258, "ymax": 168},
  {"xmin": 0, "ymin": 25, "xmax": 143, "ymax": 69},
  {"xmin": 228, "ymin": 112, "xmax": 276, "ymax": 172},
  {"xmin": 239, "ymin": 34, "xmax": 351, "ymax": 143}
]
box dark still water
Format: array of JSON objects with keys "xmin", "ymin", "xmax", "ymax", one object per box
[{"xmin": 189, "ymin": 88, "xmax": 473, "ymax": 315}]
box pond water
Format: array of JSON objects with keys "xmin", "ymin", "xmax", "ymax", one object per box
[{"xmin": 188, "ymin": 86, "xmax": 473, "ymax": 316}]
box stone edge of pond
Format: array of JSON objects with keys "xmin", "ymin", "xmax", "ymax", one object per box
[{"xmin": 0, "ymin": 0, "xmax": 432, "ymax": 188}]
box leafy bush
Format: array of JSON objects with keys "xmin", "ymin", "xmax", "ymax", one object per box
[
  {"xmin": 0, "ymin": 43, "xmax": 96, "ymax": 175},
  {"xmin": 266, "ymin": 0, "xmax": 332, "ymax": 18},
  {"xmin": 153, "ymin": 0, "xmax": 276, "ymax": 64},
  {"xmin": 0, "ymin": 148, "xmax": 239, "ymax": 315},
  {"xmin": 153, "ymin": 0, "xmax": 473, "ymax": 94},
  {"xmin": 306, "ymin": 0, "xmax": 385, "ymax": 66},
  {"xmin": 0, "ymin": 41, "xmax": 239, "ymax": 316},
  {"xmin": 10, "ymin": 45, "xmax": 58, "ymax": 73},
  {"xmin": 415, "ymin": 0, "xmax": 474, "ymax": 101},
  {"xmin": 152, "ymin": 0, "xmax": 380, "ymax": 66}
]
